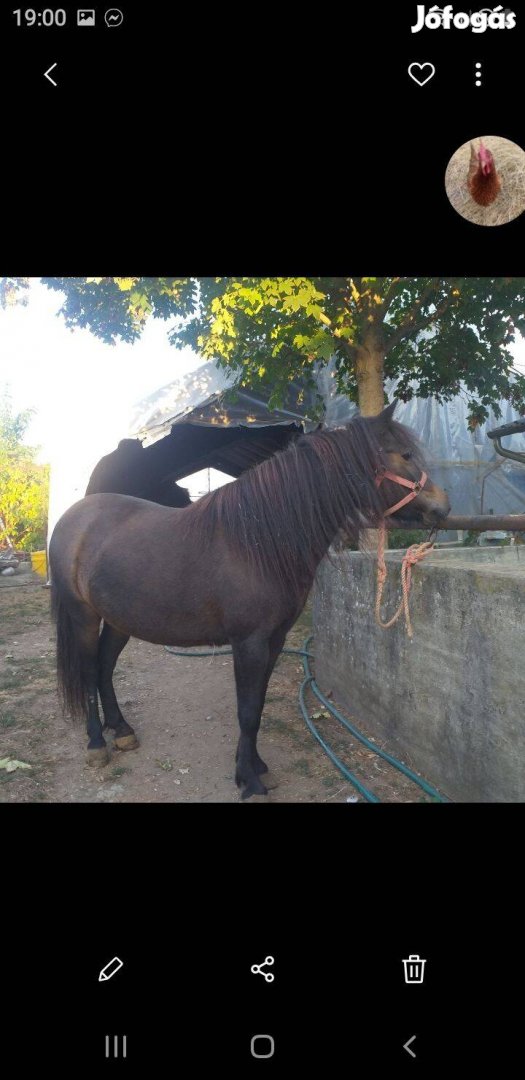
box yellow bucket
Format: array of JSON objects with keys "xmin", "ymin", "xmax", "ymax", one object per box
[{"xmin": 31, "ymin": 550, "xmax": 47, "ymax": 578}]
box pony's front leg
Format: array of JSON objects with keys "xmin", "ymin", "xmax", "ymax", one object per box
[{"xmin": 231, "ymin": 635, "xmax": 271, "ymax": 800}]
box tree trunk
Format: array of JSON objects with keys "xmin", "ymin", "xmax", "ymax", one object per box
[
  {"xmin": 356, "ymin": 334, "xmax": 386, "ymax": 549},
  {"xmin": 356, "ymin": 334, "xmax": 385, "ymax": 416}
]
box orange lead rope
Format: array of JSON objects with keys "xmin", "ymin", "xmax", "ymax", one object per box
[
  {"xmin": 373, "ymin": 467, "xmax": 435, "ymax": 639},
  {"xmin": 375, "ymin": 521, "xmax": 435, "ymax": 639}
]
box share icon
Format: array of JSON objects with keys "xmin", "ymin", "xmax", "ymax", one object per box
[{"xmin": 251, "ymin": 956, "xmax": 275, "ymax": 983}]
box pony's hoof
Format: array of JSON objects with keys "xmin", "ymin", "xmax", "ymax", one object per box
[
  {"xmin": 114, "ymin": 734, "xmax": 139, "ymax": 752},
  {"xmin": 240, "ymin": 778, "xmax": 268, "ymax": 800},
  {"xmin": 86, "ymin": 747, "xmax": 110, "ymax": 767}
]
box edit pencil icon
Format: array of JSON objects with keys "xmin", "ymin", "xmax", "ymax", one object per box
[{"xmin": 98, "ymin": 957, "xmax": 124, "ymax": 982}]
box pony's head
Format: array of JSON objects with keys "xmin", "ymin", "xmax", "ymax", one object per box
[{"xmin": 369, "ymin": 401, "xmax": 450, "ymax": 528}]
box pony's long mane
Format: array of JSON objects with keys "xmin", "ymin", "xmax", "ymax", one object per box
[{"xmin": 184, "ymin": 416, "xmax": 426, "ymax": 601}]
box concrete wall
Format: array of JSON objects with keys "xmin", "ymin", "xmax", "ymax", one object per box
[{"xmin": 313, "ymin": 546, "xmax": 525, "ymax": 802}]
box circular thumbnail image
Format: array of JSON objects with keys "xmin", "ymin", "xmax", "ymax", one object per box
[{"xmin": 445, "ymin": 136, "xmax": 525, "ymax": 226}]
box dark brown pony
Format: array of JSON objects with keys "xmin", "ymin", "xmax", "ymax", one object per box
[
  {"xmin": 86, "ymin": 438, "xmax": 192, "ymax": 507},
  {"xmin": 49, "ymin": 403, "xmax": 450, "ymax": 799}
]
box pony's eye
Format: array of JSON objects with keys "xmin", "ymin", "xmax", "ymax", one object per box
[{"xmin": 402, "ymin": 451, "xmax": 412, "ymax": 461}]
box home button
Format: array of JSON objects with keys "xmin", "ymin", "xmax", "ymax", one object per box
[{"xmin": 250, "ymin": 1035, "xmax": 275, "ymax": 1059}]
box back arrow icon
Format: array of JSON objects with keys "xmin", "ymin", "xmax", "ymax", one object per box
[
  {"xmin": 403, "ymin": 1035, "xmax": 417, "ymax": 1058},
  {"xmin": 44, "ymin": 63, "xmax": 58, "ymax": 86}
]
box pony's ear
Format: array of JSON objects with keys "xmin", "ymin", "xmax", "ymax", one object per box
[
  {"xmin": 118, "ymin": 439, "xmax": 143, "ymax": 454},
  {"xmin": 380, "ymin": 401, "xmax": 397, "ymax": 423}
]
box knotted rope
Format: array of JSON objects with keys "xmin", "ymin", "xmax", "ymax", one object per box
[{"xmin": 375, "ymin": 521, "xmax": 435, "ymax": 638}]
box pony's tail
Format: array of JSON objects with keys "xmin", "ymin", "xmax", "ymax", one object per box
[{"xmin": 50, "ymin": 584, "xmax": 88, "ymax": 720}]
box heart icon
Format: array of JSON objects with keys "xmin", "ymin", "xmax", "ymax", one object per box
[{"xmin": 408, "ymin": 62, "xmax": 435, "ymax": 87}]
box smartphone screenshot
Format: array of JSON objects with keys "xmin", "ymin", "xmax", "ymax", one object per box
[{"xmin": 1, "ymin": 3, "xmax": 524, "ymax": 1073}]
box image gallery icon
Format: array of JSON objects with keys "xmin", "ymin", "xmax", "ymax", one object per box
[
  {"xmin": 77, "ymin": 9, "xmax": 95, "ymax": 25},
  {"xmin": 403, "ymin": 954, "xmax": 426, "ymax": 984}
]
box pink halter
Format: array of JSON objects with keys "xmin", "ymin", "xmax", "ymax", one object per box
[{"xmin": 375, "ymin": 468, "xmax": 428, "ymax": 517}]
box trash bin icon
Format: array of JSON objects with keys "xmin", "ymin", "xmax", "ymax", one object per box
[{"xmin": 403, "ymin": 954, "xmax": 426, "ymax": 984}]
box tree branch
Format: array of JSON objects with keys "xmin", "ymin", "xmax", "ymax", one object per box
[
  {"xmin": 381, "ymin": 276, "xmax": 402, "ymax": 310},
  {"xmin": 386, "ymin": 283, "xmax": 456, "ymax": 350}
]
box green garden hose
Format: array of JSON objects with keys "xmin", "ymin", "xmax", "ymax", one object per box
[
  {"xmin": 164, "ymin": 640, "xmax": 448, "ymax": 802},
  {"xmin": 298, "ymin": 636, "xmax": 447, "ymax": 803}
]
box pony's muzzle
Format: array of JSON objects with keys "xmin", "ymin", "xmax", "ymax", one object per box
[{"xmin": 421, "ymin": 500, "xmax": 450, "ymax": 526}]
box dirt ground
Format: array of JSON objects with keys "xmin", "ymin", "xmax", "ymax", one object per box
[{"xmin": 0, "ymin": 566, "xmax": 437, "ymax": 803}]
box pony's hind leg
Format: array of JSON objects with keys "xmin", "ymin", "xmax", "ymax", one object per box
[
  {"xmin": 52, "ymin": 580, "xmax": 108, "ymax": 766},
  {"xmin": 75, "ymin": 610, "xmax": 109, "ymax": 767},
  {"xmin": 97, "ymin": 622, "xmax": 139, "ymax": 752}
]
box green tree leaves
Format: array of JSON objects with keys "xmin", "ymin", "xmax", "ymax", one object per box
[
  {"xmin": 0, "ymin": 392, "xmax": 49, "ymax": 550},
  {"xmin": 4, "ymin": 277, "xmax": 525, "ymax": 427}
]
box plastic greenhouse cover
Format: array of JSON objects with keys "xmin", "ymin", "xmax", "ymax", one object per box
[
  {"xmin": 129, "ymin": 361, "xmax": 525, "ymax": 519},
  {"xmin": 317, "ymin": 368, "xmax": 525, "ymax": 518},
  {"xmin": 128, "ymin": 363, "xmax": 318, "ymax": 444}
]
